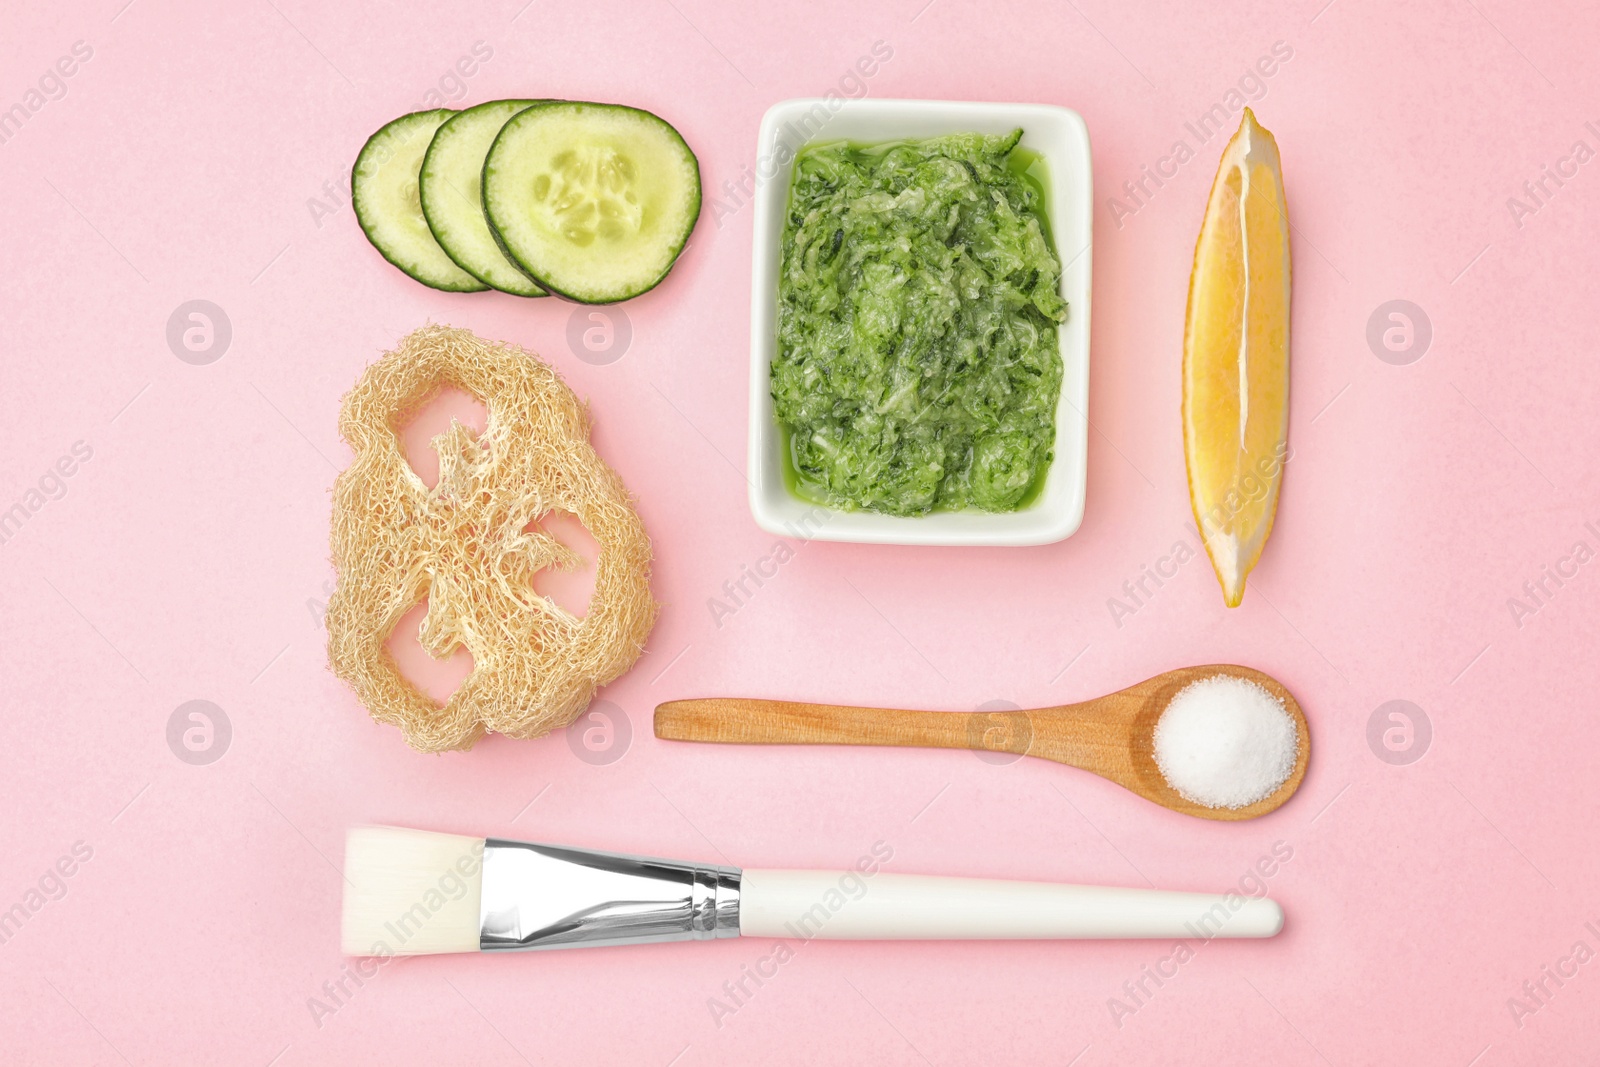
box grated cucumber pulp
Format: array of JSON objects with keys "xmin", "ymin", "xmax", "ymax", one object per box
[{"xmin": 773, "ymin": 129, "xmax": 1066, "ymax": 516}]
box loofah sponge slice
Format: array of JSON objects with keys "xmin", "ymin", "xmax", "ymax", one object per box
[{"xmin": 326, "ymin": 324, "xmax": 658, "ymax": 753}]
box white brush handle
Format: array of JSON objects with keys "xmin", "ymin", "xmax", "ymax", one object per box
[{"xmin": 739, "ymin": 870, "xmax": 1282, "ymax": 940}]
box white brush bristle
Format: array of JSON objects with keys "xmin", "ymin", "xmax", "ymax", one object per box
[{"xmin": 342, "ymin": 826, "xmax": 485, "ymax": 956}]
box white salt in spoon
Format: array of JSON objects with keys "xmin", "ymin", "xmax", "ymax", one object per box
[{"xmin": 656, "ymin": 665, "xmax": 1309, "ymax": 821}]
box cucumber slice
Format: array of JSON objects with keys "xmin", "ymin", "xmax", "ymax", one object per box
[
  {"xmin": 420, "ymin": 100, "xmax": 549, "ymax": 297},
  {"xmin": 352, "ymin": 110, "xmax": 488, "ymax": 293},
  {"xmin": 483, "ymin": 102, "xmax": 701, "ymax": 303}
]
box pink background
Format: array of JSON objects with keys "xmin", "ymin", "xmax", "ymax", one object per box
[{"xmin": 3, "ymin": 0, "xmax": 1597, "ymax": 1062}]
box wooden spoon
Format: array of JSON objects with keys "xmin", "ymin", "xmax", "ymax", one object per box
[{"xmin": 654, "ymin": 664, "xmax": 1308, "ymax": 821}]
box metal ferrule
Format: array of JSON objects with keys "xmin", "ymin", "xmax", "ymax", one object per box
[{"xmin": 478, "ymin": 838, "xmax": 741, "ymax": 951}]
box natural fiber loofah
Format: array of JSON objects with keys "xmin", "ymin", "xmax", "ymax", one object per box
[{"xmin": 326, "ymin": 324, "xmax": 657, "ymax": 753}]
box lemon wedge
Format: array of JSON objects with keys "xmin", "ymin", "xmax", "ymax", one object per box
[{"xmin": 1183, "ymin": 107, "xmax": 1291, "ymax": 608}]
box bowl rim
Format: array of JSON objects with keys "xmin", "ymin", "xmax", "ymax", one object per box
[{"xmin": 747, "ymin": 97, "xmax": 1093, "ymax": 547}]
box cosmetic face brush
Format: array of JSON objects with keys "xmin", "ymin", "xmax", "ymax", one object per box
[{"xmin": 341, "ymin": 827, "xmax": 1283, "ymax": 955}]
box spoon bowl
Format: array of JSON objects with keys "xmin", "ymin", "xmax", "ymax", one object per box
[{"xmin": 654, "ymin": 664, "xmax": 1309, "ymax": 821}]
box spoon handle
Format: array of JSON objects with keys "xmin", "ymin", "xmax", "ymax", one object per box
[{"xmin": 654, "ymin": 698, "xmax": 1011, "ymax": 755}]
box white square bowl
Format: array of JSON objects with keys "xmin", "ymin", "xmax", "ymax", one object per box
[{"xmin": 747, "ymin": 98, "xmax": 1093, "ymax": 546}]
